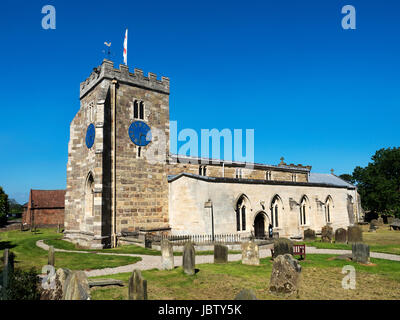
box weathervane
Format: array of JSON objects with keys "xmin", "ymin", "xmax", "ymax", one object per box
[{"xmin": 103, "ymin": 42, "xmax": 113, "ymax": 60}]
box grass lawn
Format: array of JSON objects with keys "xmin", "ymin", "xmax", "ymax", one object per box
[
  {"xmin": 44, "ymin": 239, "xmax": 241, "ymax": 256},
  {"xmin": 0, "ymin": 229, "xmax": 141, "ymax": 272},
  {"xmin": 89, "ymin": 254, "xmax": 400, "ymax": 300},
  {"xmin": 299, "ymin": 225, "xmax": 400, "ymax": 255}
]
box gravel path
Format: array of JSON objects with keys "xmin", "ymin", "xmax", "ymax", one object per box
[{"xmin": 36, "ymin": 240, "xmax": 400, "ymax": 278}]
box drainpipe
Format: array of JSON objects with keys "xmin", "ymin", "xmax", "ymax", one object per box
[{"xmin": 111, "ymin": 79, "xmax": 118, "ymax": 248}]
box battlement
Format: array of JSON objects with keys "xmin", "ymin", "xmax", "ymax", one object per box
[{"xmin": 80, "ymin": 59, "xmax": 170, "ymax": 99}]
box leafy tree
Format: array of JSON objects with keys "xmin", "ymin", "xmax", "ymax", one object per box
[
  {"xmin": 352, "ymin": 147, "xmax": 400, "ymax": 218},
  {"xmin": 0, "ymin": 187, "xmax": 9, "ymax": 226},
  {"xmin": 8, "ymin": 199, "xmax": 23, "ymax": 218},
  {"xmin": 339, "ymin": 174, "xmax": 356, "ymax": 184}
]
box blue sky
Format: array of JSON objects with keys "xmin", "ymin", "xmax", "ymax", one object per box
[{"xmin": 0, "ymin": 0, "xmax": 399, "ymax": 204}]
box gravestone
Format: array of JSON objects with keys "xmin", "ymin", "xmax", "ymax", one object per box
[
  {"xmin": 241, "ymin": 241, "xmax": 259, "ymax": 266},
  {"xmin": 234, "ymin": 289, "xmax": 257, "ymax": 300},
  {"xmin": 335, "ymin": 228, "xmax": 347, "ymax": 243},
  {"xmin": 272, "ymin": 238, "xmax": 293, "ymax": 259},
  {"xmin": 321, "ymin": 225, "xmax": 333, "ymax": 243},
  {"xmin": 269, "ymin": 254, "xmax": 302, "ymax": 295},
  {"xmin": 63, "ymin": 271, "xmax": 91, "ymax": 300},
  {"xmin": 387, "ymin": 217, "xmax": 394, "ymax": 225},
  {"xmin": 377, "ymin": 217, "xmax": 384, "ymax": 226},
  {"xmin": 144, "ymin": 234, "xmax": 152, "ymax": 249},
  {"xmin": 369, "ymin": 221, "xmax": 377, "ymax": 232},
  {"xmin": 347, "ymin": 226, "xmax": 363, "ymax": 242},
  {"xmin": 2, "ymin": 249, "xmax": 14, "ymax": 299},
  {"xmin": 182, "ymin": 242, "xmax": 196, "ymax": 275},
  {"xmin": 48, "ymin": 246, "xmax": 55, "ymax": 266},
  {"xmin": 128, "ymin": 269, "xmax": 147, "ymax": 300},
  {"xmin": 390, "ymin": 218, "xmax": 400, "ymax": 230},
  {"xmin": 352, "ymin": 243, "xmax": 370, "ymax": 264},
  {"xmin": 214, "ymin": 244, "xmax": 228, "ymax": 264},
  {"xmin": 161, "ymin": 239, "xmax": 174, "ymax": 270},
  {"xmin": 303, "ymin": 229, "xmax": 315, "ymax": 241}
]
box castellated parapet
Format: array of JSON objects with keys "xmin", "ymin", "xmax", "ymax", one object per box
[{"xmin": 80, "ymin": 59, "xmax": 170, "ymax": 99}]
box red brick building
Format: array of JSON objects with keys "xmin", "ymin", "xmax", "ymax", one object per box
[{"xmin": 22, "ymin": 190, "xmax": 66, "ymax": 227}]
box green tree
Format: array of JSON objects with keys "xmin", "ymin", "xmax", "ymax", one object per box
[
  {"xmin": 0, "ymin": 187, "xmax": 9, "ymax": 226},
  {"xmin": 339, "ymin": 173, "xmax": 356, "ymax": 184},
  {"xmin": 352, "ymin": 147, "xmax": 400, "ymax": 218}
]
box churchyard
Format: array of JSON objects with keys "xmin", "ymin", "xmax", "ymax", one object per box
[{"xmin": 1, "ymin": 224, "xmax": 400, "ymax": 300}]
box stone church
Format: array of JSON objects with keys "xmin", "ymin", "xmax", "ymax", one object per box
[{"xmin": 64, "ymin": 59, "xmax": 362, "ymax": 249}]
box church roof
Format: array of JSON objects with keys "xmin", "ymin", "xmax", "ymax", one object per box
[
  {"xmin": 308, "ymin": 173, "xmax": 354, "ymax": 188},
  {"xmin": 167, "ymin": 172, "xmax": 356, "ymax": 189},
  {"xmin": 29, "ymin": 190, "xmax": 66, "ymax": 209}
]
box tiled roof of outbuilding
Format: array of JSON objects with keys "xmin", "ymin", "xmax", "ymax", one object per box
[{"xmin": 30, "ymin": 190, "xmax": 66, "ymax": 208}]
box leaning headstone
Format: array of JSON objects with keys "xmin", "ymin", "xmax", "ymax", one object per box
[
  {"xmin": 128, "ymin": 269, "xmax": 147, "ymax": 300},
  {"xmin": 161, "ymin": 239, "xmax": 174, "ymax": 270},
  {"xmin": 352, "ymin": 243, "xmax": 370, "ymax": 264},
  {"xmin": 335, "ymin": 228, "xmax": 347, "ymax": 243},
  {"xmin": 303, "ymin": 229, "xmax": 315, "ymax": 241},
  {"xmin": 321, "ymin": 225, "xmax": 333, "ymax": 243},
  {"xmin": 235, "ymin": 289, "xmax": 257, "ymax": 300},
  {"xmin": 214, "ymin": 244, "xmax": 228, "ymax": 264},
  {"xmin": 63, "ymin": 271, "xmax": 91, "ymax": 300},
  {"xmin": 182, "ymin": 241, "xmax": 196, "ymax": 275},
  {"xmin": 48, "ymin": 246, "xmax": 55, "ymax": 266},
  {"xmin": 272, "ymin": 238, "xmax": 293, "ymax": 259},
  {"xmin": 241, "ymin": 241, "xmax": 260, "ymax": 266},
  {"xmin": 269, "ymin": 254, "xmax": 302, "ymax": 295},
  {"xmin": 347, "ymin": 226, "xmax": 363, "ymax": 242}
]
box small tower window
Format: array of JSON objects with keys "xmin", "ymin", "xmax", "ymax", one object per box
[
  {"xmin": 266, "ymin": 171, "xmax": 272, "ymax": 180},
  {"xmin": 139, "ymin": 101, "xmax": 144, "ymax": 120},
  {"xmin": 133, "ymin": 100, "xmax": 145, "ymax": 120}
]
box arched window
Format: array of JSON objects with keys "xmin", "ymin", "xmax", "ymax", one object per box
[
  {"xmin": 236, "ymin": 194, "xmax": 249, "ymax": 231},
  {"xmin": 84, "ymin": 172, "xmax": 95, "ymax": 228},
  {"xmin": 325, "ymin": 196, "xmax": 332, "ymax": 223},
  {"xmin": 271, "ymin": 195, "xmax": 282, "ymax": 228},
  {"xmin": 299, "ymin": 196, "xmax": 307, "ymax": 225},
  {"xmin": 241, "ymin": 206, "xmax": 246, "ymax": 230},
  {"xmin": 266, "ymin": 171, "xmax": 271, "ymax": 180}
]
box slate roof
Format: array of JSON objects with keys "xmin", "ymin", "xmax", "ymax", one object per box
[
  {"xmin": 308, "ymin": 173, "xmax": 354, "ymax": 188},
  {"xmin": 30, "ymin": 190, "xmax": 66, "ymax": 209},
  {"xmin": 167, "ymin": 173, "xmax": 356, "ymax": 189}
]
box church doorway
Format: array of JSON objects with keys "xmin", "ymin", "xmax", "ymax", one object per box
[{"xmin": 254, "ymin": 212, "xmax": 267, "ymax": 239}]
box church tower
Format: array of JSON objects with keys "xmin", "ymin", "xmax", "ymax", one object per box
[{"xmin": 64, "ymin": 59, "xmax": 170, "ymax": 249}]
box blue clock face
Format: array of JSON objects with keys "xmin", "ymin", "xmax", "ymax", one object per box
[
  {"xmin": 85, "ymin": 124, "xmax": 95, "ymax": 149},
  {"xmin": 129, "ymin": 121, "xmax": 152, "ymax": 146}
]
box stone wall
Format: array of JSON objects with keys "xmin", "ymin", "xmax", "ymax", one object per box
[{"xmin": 169, "ymin": 174, "xmax": 358, "ymax": 238}]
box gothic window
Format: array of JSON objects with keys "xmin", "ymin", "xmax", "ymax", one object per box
[
  {"xmin": 292, "ymin": 173, "xmax": 297, "ymax": 182},
  {"xmin": 300, "ymin": 196, "xmax": 307, "ymax": 225},
  {"xmin": 236, "ymin": 194, "xmax": 248, "ymax": 231},
  {"xmin": 241, "ymin": 206, "xmax": 246, "ymax": 230},
  {"xmin": 266, "ymin": 171, "xmax": 272, "ymax": 180},
  {"xmin": 325, "ymin": 196, "xmax": 332, "ymax": 223},
  {"xmin": 271, "ymin": 195, "xmax": 282, "ymax": 228}
]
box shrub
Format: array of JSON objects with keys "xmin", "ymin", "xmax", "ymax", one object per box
[{"xmin": 4, "ymin": 268, "xmax": 41, "ymax": 300}]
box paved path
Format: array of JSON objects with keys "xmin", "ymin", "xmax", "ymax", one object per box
[{"xmin": 36, "ymin": 240, "xmax": 400, "ymax": 278}]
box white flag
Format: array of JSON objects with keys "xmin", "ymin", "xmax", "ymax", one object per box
[{"xmin": 123, "ymin": 29, "xmax": 128, "ymax": 65}]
